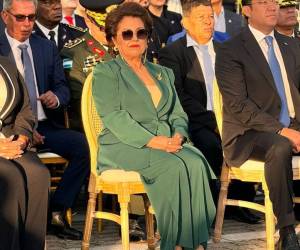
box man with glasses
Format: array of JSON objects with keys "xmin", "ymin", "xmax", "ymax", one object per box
[
  {"xmin": 0, "ymin": 0, "xmax": 90, "ymax": 241},
  {"xmin": 60, "ymin": 0, "xmax": 121, "ymax": 132},
  {"xmin": 33, "ymin": 0, "xmax": 86, "ymax": 51},
  {"xmin": 216, "ymin": 0, "xmax": 300, "ymax": 248}
]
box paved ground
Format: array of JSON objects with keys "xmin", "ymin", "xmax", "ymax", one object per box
[{"xmin": 46, "ymin": 209, "xmax": 298, "ymax": 250}]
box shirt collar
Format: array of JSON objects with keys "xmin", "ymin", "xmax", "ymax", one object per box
[
  {"xmin": 5, "ymin": 29, "xmax": 30, "ymax": 49},
  {"xmin": 186, "ymin": 33, "xmax": 213, "ymax": 49},
  {"xmin": 35, "ymin": 20, "xmax": 59, "ymax": 38},
  {"xmin": 248, "ymin": 24, "xmax": 274, "ymax": 44}
]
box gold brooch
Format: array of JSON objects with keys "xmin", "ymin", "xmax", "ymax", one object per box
[{"xmin": 157, "ymin": 72, "xmax": 162, "ymax": 80}]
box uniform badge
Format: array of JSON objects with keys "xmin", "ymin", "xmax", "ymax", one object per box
[{"xmin": 63, "ymin": 58, "xmax": 73, "ymax": 69}]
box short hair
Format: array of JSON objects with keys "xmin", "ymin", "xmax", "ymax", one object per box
[
  {"xmin": 181, "ymin": 0, "xmax": 212, "ymax": 16},
  {"xmin": 241, "ymin": 0, "xmax": 251, "ymax": 6},
  {"xmin": 3, "ymin": 0, "xmax": 37, "ymax": 10},
  {"xmin": 105, "ymin": 2, "xmax": 153, "ymax": 43}
]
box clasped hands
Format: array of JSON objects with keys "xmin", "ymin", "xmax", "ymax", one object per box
[
  {"xmin": 146, "ymin": 133, "xmax": 184, "ymax": 153},
  {"xmin": 0, "ymin": 135, "xmax": 28, "ymax": 160},
  {"xmin": 38, "ymin": 90, "xmax": 58, "ymax": 109}
]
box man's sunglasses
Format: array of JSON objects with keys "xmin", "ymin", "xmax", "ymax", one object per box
[
  {"xmin": 6, "ymin": 11, "xmax": 36, "ymax": 22},
  {"xmin": 121, "ymin": 28, "xmax": 149, "ymax": 41}
]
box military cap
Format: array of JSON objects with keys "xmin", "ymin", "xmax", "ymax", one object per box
[
  {"xmin": 79, "ymin": 0, "xmax": 123, "ymax": 27},
  {"xmin": 279, "ymin": 0, "xmax": 298, "ymax": 7}
]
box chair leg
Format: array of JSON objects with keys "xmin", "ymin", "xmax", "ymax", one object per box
[
  {"xmin": 97, "ymin": 192, "xmax": 103, "ymax": 233},
  {"xmin": 82, "ymin": 192, "xmax": 97, "ymax": 250},
  {"xmin": 142, "ymin": 194, "xmax": 155, "ymax": 250},
  {"xmin": 66, "ymin": 208, "xmax": 72, "ymax": 226},
  {"xmin": 213, "ymin": 164, "xmax": 230, "ymax": 243},
  {"xmin": 262, "ymin": 180, "xmax": 275, "ymax": 250},
  {"xmin": 118, "ymin": 193, "xmax": 130, "ymax": 250}
]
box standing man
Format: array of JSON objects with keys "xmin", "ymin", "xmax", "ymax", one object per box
[
  {"xmin": 211, "ymin": 0, "xmax": 244, "ymax": 37},
  {"xmin": 159, "ymin": 0, "xmax": 259, "ymax": 224},
  {"xmin": 60, "ymin": 0, "xmax": 121, "ymax": 131},
  {"xmin": 34, "ymin": 0, "xmax": 86, "ymax": 51},
  {"xmin": 275, "ymin": 0, "xmax": 298, "ymax": 37},
  {"xmin": 1, "ymin": 0, "xmax": 90, "ymax": 240},
  {"xmin": 216, "ymin": 0, "xmax": 300, "ymax": 248},
  {"xmin": 61, "ymin": 0, "xmax": 87, "ymax": 29}
]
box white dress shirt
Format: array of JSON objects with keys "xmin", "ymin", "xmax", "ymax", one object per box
[
  {"xmin": 214, "ymin": 6, "xmax": 226, "ymax": 33},
  {"xmin": 249, "ymin": 25, "xmax": 295, "ymax": 118},
  {"xmin": 186, "ymin": 34, "xmax": 216, "ymax": 111},
  {"xmin": 35, "ymin": 21, "xmax": 59, "ymax": 45},
  {"xmin": 5, "ymin": 29, "xmax": 47, "ymax": 121}
]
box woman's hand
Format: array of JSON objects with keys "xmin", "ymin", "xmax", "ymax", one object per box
[
  {"xmin": 146, "ymin": 135, "xmax": 183, "ymax": 153},
  {"xmin": 0, "ymin": 136, "xmax": 24, "ymax": 159}
]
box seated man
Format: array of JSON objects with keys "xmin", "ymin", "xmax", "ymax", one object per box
[
  {"xmin": 159, "ymin": 0, "xmax": 258, "ymax": 224},
  {"xmin": 275, "ymin": 0, "xmax": 298, "ymax": 37},
  {"xmin": 216, "ymin": 0, "xmax": 300, "ymax": 248},
  {"xmin": 0, "ymin": 56, "xmax": 49, "ymax": 250},
  {"xmin": 1, "ymin": 0, "xmax": 90, "ymax": 240},
  {"xmin": 61, "ymin": 0, "xmax": 87, "ymax": 29}
]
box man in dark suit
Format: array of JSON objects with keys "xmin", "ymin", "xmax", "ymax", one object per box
[
  {"xmin": 0, "ymin": 56, "xmax": 50, "ymax": 250},
  {"xmin": 216, "ymin": 0, "xmax": 300, "ymax": 247},
  {"xmin": 211, "ymin": 0, "xmax": 244, "ymax": 37},
  {"xmin": 1, "ymin": 0, "xmax": 90, "ymax": 240},
  {"xmin": 33, "ymin": 0, "xmax": 86, "ymax": 51},
  {"xmin": 159, "ymin": 0, "xmax": 258, "ymax": 224}
]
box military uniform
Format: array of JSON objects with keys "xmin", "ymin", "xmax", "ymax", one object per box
[
  {"xmin": 33, "ymin": 22, "xmax": 86, "ymax": 51},
  {"xmin": 61, "ymin": 32, "xmax": 112, "ymax": 131}
]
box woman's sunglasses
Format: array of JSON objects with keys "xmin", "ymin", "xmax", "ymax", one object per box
[{"xmin": 121, "ymin": 28, "xmax": 149, "ymax": 41}]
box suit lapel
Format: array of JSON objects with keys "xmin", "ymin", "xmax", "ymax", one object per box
[
  {"xmin": 29, "ymin": 36, "xmax": 43, "ymax": 94},
  {"xmin": 242, "ymin": 28, "xmax": 277, "ymax": 92},
  {"xmin": 0, "ymin": 35, "xmax": 16, "ymax": 66}
]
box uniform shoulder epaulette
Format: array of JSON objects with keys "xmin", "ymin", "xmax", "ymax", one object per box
[
  {"xmin": 63, "ymin": 23, "xmax": 87, "ymax": 33},
  {"xmin": 64, "ymin": 37, "xmax": 85, "ymax": 49}
]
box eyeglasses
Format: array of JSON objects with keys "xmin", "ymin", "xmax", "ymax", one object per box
[
  {"xmin": 6, "ymin": 11, "xmax": 36, "ymax": 22},
  {"xmin": 252, "ymin": 0, "xmax": 279, "ymax": 5},
  {"xmin": 121, "ymin": 28, "xmax": 149, "ymax": 41}
]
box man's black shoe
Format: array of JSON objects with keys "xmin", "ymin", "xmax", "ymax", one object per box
[
  {"xmin": 278, "ymin": 231, "xmax": 300, "ymax": 250},
  {"xmin": 225, "ymin": 207, "xmax": 261, "ymax": 224},
  {"xmin": 50, "ymin": 211, "xmax": 83, "ymax": 240}
]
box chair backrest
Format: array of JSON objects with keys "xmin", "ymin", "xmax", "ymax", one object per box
[
  {"xmin": 213, "ymin": 80, "xmax": 223, "ymax": 137},
  {"xmin": 81, "ymin": 71, "xmax": 103, "ymax": 176}
]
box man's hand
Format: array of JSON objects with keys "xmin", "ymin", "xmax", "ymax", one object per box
[
  {"xmin": 280, "ymin": 128, "xmax": 300, "ymax": 153},
  {"xmin": 38, "ymin": 91, "xmax": 58, "ymax": 109},
  {"xmin": 0, "ymin": 136, "xmax": 24, "ymax": 159},
  {"xmin": 33, "ymin": 130, "xmax": 45, "ymax": 146},
  {"xmin": 16, "ymin": 135, "xmax": 29, "ymax": 150},
  {"xmin": 146, "ymin": 135, "xmax": 182, "ymax": 153}
]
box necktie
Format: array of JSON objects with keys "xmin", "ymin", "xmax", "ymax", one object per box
[
  {"xmin": 64, "ymin": 16, "xmax": 74, "ymax": 25},
  {"xmin": 198, "ymin": 44, "xmax": 214, "ymax": 110},
  {"xmin": 18, "ymin": 44, "xmax": 37, "ymax": 115},
  {"xmin": 48, "ymin": 30, "xmax": 56, "ymax": 43},
  {"xmin": 265, "ymin": 36, "xmax": 290, "ymax": 127}
]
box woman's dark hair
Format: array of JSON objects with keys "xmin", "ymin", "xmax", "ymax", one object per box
[{"xmin": 105, "ymin": 2, "xmax": 153, "ymax": 43}]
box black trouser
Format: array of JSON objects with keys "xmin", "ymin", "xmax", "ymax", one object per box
[
  {"xmin": 249, "ymin": 132, "xmax": 295, "ymax": 229},
  {"xmin": 0, "ymin": 151, "xmax": 50, "ymax": 250},
  {"xmin": 191, "ymin": 126, "xmax": 256, "ymax": 204}
]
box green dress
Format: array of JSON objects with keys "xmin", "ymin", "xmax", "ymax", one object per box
[{"xmin": 92, "ymin": 56, "xmax": 216, "ymax": 250}]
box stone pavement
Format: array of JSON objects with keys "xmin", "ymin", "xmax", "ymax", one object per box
[{"xmin": 46, "ymin": 210, "xmax": 300, "ymax": 250}]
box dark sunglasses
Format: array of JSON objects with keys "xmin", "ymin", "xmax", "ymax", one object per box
[
  {"xmin": 6, "ymin": 11, "xmax": 36, "ymax": 22},
  {"xmin": 121, "ymin": 29, "xmax": 148, "ymax": 41}
]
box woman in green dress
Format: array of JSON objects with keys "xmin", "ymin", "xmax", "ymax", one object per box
[{"xmin": 92, "ymin": 2, "xmax": 216, "ymax": 249}]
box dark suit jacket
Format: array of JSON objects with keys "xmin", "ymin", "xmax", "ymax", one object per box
[
  {"xmin": 74, "ymin": 15, "xmax": 87, "ymax": 30},
  {"xmin": 159, "ymin": 35, "xmax": 218, "ymax": 132},
  {"xmin": 0, "ymin": 56, "xmax": 35, "ymax": 141},
  {"xmin": 0, "ymin": 34, "xmax": 70, "ymax": 125},
  {"xmin": 33, "ymin": 23, "xmax": 85, "ymax": 51},
  {"xmin": 215, "ymin": 27, "xmax": 300, "ymax": 166},
  {"xmin": 224, "ymin": 9, "xmax": 245, "ymax": 37}
]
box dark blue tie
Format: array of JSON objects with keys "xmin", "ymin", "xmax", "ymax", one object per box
[
  {"xmin": 264, "ymin": 36, "xmax": 290, "ymax": 127},
  {"xmin": 18, "ymin": 44, "xmax": 37, "ymax": 115}
]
